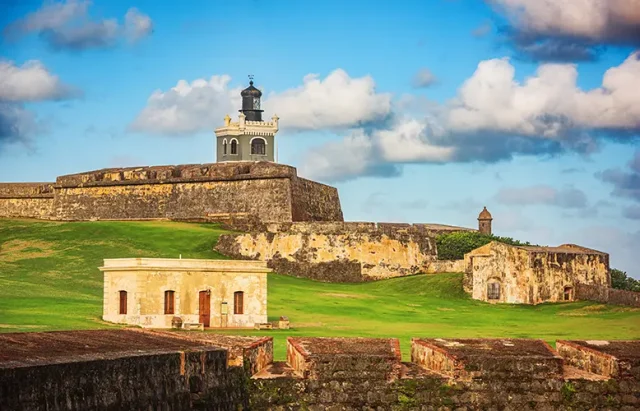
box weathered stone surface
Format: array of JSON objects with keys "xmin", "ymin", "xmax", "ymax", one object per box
[
  {"xmin": 215, "ymin": 222, "xmax": 473, "ymax": 282},
  {"xmin": 0, "ymin": 329, "xmax": 250, "ymax": 411},
  {"xmin": 100, "ymin": 258, "xmax": 270, "ymax": 329},
  {"xmin": 576, "ymin": 283, "xmax": 640, "ymax": 307},
  {"xmin": 464, "ymin": 241, "xmax": 610, "ymax": 304},
  {"xmin": 2, "ymin": 332, "xmax": 640, "ymax": 410},
  {"xmin": 557, "ymin": 340, "xmax": 640, "ymax": 379},
  {"xmin": 0, "ymin": 162, "xmax": 343, "ymax": 224}
]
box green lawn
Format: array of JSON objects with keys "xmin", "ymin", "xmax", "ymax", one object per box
[{"xmin": 1, "ymin": 219, "xmax": 639, "ymax": 360}]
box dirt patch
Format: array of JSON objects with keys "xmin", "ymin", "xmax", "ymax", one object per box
[
  {"xmin": 437, "ymin": 307, "xmax": 455, "ymax": 311},
  {"xmin": 0, "ymin": 240, "xmax": 56, "ymax": 262},
  {"xmin": 320, "ymin": 293, "xmax": 371, "ymax": 299}
]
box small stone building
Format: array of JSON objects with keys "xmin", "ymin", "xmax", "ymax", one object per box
[
  {"xmin": 100, "ymin": 258, "xmax": 269, "ymax": 328},
  {"xmin": 464, "ymin": 242, "xmax": 609, "ymax": 305}
]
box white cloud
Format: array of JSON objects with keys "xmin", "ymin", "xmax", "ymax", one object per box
[
  {"xmin": 131, "ymin": 69, "xmax": 392, "ymax": 136},
  {"xmin": 447, "ymin": 52, "xmax": 640, "ymax": 135},
  {"xmin": 411, "ymin": 68, "xmax": 437, "ymax": 88},
  {"xmin": 130, "ymin": 75, "xmax": 241, "ymax": 135},
  {"xmin": 3, "ymin": 1, "xmax": 152, "ymax": 51},
  {"xmin": 491, "ymin": 0, "xmax": 640, "ymax": 42},
  {"xmin": 302, "ymin": 51, "xmax": 640, "ymax": 182},
  {"xmin": 488, "ymin": 0, "xmax": 640, "ymax": 60},
  {"xmin": 0, "ymin": 60, "xmax": 77, "ymax": 101},
  {"xmin": 266, "ymin": 69, "xmax": 392, "ymax": 131},
  {"xmin": 124, "ymin": 8, "xmax": 153, "ymax": 41}
]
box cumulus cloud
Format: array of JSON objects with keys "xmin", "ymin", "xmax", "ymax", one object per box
[
  {"xmin": 0, "ymin": 103, "xmax": 38, "ymax": 148},
  {"xmin": 489, "ymin": 0, "xmax": 640, "ymax": 61},
  {"xmin": 0, "ymin": 60, "xmax": 78, "ymax": 150},
  {"xmin": 131, "ymin": 69, "xmax": 393, "ymax": 136},
  {"xmin": 3, "ymin": 0, "xmax": 152, "ymax": 51},
  {"xmin": 124, "ymin": 8, "xmax": 153, "ymax": 41},
  {"xmin": 598, "ymin": 150, "xmax": 640, "ymax": 202},
  {"xmin": 266, "ymin": 69, "xmax": 392, "ymax": 131},
  {"xmin": 302, "ymin": 52, "xmax": 640, "ymax": 182},
  {"xmin": 494, "ymin": 185, "xmax": 588, "ymax": 208},
  {"xmin": 130, "ymin": 75, "xmax": 240, "ymax": 135},
  {"xmin": 0, "ymin": 60, "xmax": 78, "ymax": 101},
  {"xmin": 411, "ymin": 68, "xmax": 437, "ymax": 88}
]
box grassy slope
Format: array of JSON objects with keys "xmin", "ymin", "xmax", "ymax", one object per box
[{"xmin": 1, "ymin": 219, "xmax": 639, "ymax": 360}]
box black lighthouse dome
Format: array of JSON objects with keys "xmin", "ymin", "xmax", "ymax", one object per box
[{"xmin": 240, "ymin": 78, "xmax": 264, "ymax": 121}]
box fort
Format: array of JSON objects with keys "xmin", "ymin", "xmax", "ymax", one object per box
[{"xmin": 1, "ymin": 329, "xmax": 639, "ymax": 410}]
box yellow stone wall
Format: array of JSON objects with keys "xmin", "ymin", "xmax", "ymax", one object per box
[
  {"xmin": 231, "ymin": 231, "xmax": 435, "ymax": 280},
  {"xmin": 464, "ymin": 242, "xmax": 610, "ymax": 304},
  {"xmin": 101, "ymin": 258, "xmax": 269, "ymax": 328},
  {"xmin": 0, "ymin": 198, "xmax": 53, "ymax": 219}
]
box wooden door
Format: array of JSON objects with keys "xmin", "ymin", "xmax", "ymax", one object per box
[{"xmin": 199, "ymin": 291, "xmax": 211, "ymax": 328}]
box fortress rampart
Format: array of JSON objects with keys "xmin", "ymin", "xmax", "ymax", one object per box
[
  {"xmin": 1, "ymin": 330, "xmax": 638, "ymax": 410},
  {"xmin": 0, "ymin": 162, "xmax": 343, "ymax": 224},
  {"xmin": 215, "ymin": 222, "xmax": 472, "ymax": 282}
]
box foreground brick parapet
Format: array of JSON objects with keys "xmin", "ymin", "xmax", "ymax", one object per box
[
  {"xmin": 557, "ymin": 339, "xmax": 640, "ymax": 379},
  {"xmin": 2, "ymin": 332, "xmax": 640, "ymax": 410},
  {"xmin": 411, "ymin": 337, "xmax": 563, "ymax": 381}
]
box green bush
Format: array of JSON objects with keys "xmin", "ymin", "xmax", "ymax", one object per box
[
  {"xmin": 435, "ymin": 231, "xmax": 536, "ymax": 260},
  {"xmin": 611, "ymin": 268, "xmax": 640, "ymax": 292}
]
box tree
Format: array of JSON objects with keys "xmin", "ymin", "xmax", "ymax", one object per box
[{"xmin": 610, "ymin": 268, "xmax": 640, "ymax": 292}]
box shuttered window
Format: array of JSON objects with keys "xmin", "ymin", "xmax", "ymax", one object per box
[
  {"xmin": 234, "ymin": 291, "xmax": 244, "ymax": 315},
  {"xmin": 119, "ymin": 291, "xmax": 127, "ymax": 314},
  {"xmin": 164, "ymin": 290, "xmax": 175, "ymax": 315},
  {"xmin": 487, "ymin": 283, "xmax": 500, "ymax": 300}
]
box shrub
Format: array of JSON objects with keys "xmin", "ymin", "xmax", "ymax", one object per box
[
  {"xmin": 610, "ymin": 268, "xmax": 640, "ymax": 292},
  {"xmin": 435, "ymin": 231, "xmax": 536, "ymax": 260}
]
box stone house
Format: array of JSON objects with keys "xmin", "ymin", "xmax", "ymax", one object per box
[
  {"xmin": 463, "ymin": 242, "xmax": 610, "ymax": 305},
  {"xmin": 100, "ymin": 258, "xmax": 269, "ymax": 328}
]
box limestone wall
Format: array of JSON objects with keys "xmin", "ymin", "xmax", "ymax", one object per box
[
  {"xmin": 0, "ymin": 162, "xmax": 344, "ymax": 224},
  {"xmin": 575, "ymin": 283, "xmax": 640, "ymax": 307},
  {"xmin": 215, "ymin": 222, "xmax": 472, "ymax": 282},
  {"xmin": 465, "ymin": 242, "xmax": 610, "ymax": 304},
  {"xmin": 101, "ymin": 258, "xmax": 269, "ymax": 328},
  {"xmin": 290, "ymin": 176, "xmax": 344, "ymax": 222},
  {"xmin": 0, "ymin": 183, "xmax": 54, "ymax": 219}
]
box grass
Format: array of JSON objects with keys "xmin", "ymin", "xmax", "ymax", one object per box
[{"xmin": 1, "ymin": 219, "xmax": 639, "ymax": 360}]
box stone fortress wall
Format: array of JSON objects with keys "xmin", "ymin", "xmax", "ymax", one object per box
[
  {"xmin": 215, "ymin": 221, "xmax": 472, "ymax": 282},
  {"xmin": 1, "ymin": 330, "xmax": 639, "ymax": 410},
  {"xmin": 0, "ymin": 161, "xmax": 343, "ymax": 224}
]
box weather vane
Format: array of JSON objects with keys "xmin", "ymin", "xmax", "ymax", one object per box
[{"xmin": 248, "ymin": 74, "xmax": 254, "ymax": 82}]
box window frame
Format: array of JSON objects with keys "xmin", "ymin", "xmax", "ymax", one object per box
[
  {"xmin": 164, "ymin": 290, "xmax": 175, "ymax": 315},
  {"xmin": 487, "ymin": 282, "xmax": 500, "ymax": 300},
  {"xmin": 250, "ymin": 137, "xmax": 266, "ymax": 155},
  {"xmin": 234, "ymin": 291, "xmax": 244, "ymax": 315},
  {"xmin": 119, "ymin": 290, "xmax": 127, "ymax": 315},
  {"xmin": 222, "ymin": 139, "xmax": 228, "ymax": 155},
  {"xmin": 230, "ymin": 139, "xmax": 238, "ymax": 155}
]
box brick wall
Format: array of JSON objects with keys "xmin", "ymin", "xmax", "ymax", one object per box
[{"xmin": 0, "ymin": 183, "xmax": 54, "ymax": 219}]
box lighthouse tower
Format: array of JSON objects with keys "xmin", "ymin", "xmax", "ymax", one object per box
[{"xmin": 214, "ymin": 77, "xmax": 279, "ymax": 162}]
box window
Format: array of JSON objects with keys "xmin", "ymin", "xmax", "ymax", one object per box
[
  {"xmin": 234, "ymin": 291, "xmax": 244, "ymax": 315},
  {"xmin": 563, "ymin": 286, "xmax": 573, "ymax": 301},
  {"xmin": 164, "ymin": 290, "xmax": 175, "ymax": 314},
  {"xmin": 251, "ymin": 138, "xmax": 266, "ymax": 155},
  {"xmin": 119, "ymin": 290, "xmax": 127, "ymax": 314},
  {"xmin": 487, "ymin": 283, "xmax": 500, "ymax": 300},
  {"xmin": 223, "ymin": 140, "xmax": 227, "ymax": 155},
  {"xmin": 230, "ymin": 139, "xmax": 238, "ymax": 155}
]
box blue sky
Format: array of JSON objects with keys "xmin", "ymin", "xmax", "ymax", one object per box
[{"xmin": 1, "ymin": 0, "xmax": 639, "ymax": 277}]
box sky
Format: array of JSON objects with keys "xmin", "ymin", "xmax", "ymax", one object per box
[{"xmin": 1, "ymin": 0, "xmax": 639, "ymax": 278}]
